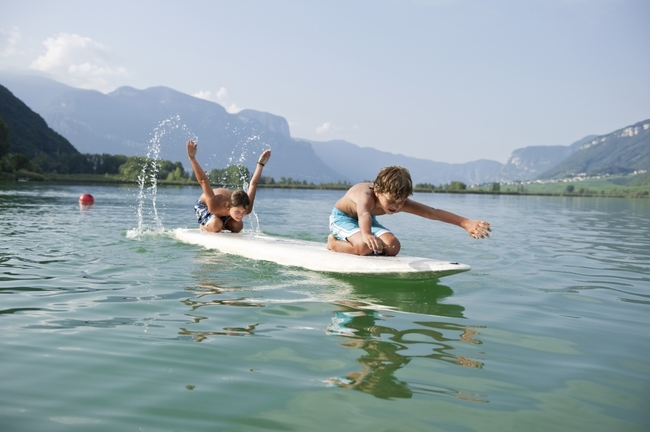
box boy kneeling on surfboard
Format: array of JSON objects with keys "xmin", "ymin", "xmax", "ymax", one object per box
[
  {"xmin": 327, "ymin": 166, "xmax": 491, "ymax": 256},
  {"xmin": 186, "ymin": 139, "xmax": 271, "ymax": 233}
]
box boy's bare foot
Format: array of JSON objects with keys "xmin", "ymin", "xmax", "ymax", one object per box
[{"xmin": 326, "ymin": 234, "xmax": 337, "ymax": 250}]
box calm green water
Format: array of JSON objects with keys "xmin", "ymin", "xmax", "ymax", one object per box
[{"xmin": 1, "ymin": 184, "xmax": 648, "ymax": 432}]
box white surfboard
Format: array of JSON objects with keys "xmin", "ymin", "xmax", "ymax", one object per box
[{"xmin": 174, "ymin": 228, "xmax": 470, "ymax": 279}]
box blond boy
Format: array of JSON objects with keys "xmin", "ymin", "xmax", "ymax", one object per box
[{"xmin": 327, "ymin": 166, "xmax": 491, "ymax": 256}]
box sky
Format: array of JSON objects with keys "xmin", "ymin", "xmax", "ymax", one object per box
[{"xmin": 1, "ymin": 0, "xmax": 649, "ymax": 164}]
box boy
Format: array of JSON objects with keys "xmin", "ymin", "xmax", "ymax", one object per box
[
  {"xmin": 327, "ymin": 166, "xmax": 491, "ymax": 256},
  {"xmin": 186, "ymin": 139, "xmax": 271, "ymax": 233}
]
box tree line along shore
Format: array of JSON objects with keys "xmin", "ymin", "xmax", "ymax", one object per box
[{"xmin": 2, "ymin": 152, "xmax": 649, "ymax": 199}]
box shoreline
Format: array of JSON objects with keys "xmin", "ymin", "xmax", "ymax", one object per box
[{"xmin": 2, "ymin": 175, "xmax": 648, "ymax": 199}]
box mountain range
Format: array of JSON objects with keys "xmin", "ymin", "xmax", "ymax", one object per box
[
  {"xmin": 1, "ymin": 70, "xmax": 648, "ymax": 185},
  {"xmin": 537, "ymin": 121, "xmax": 650, "ymax": 179},
  {"xmin": 0, "ymin": 83, "xmax": 77, "ymax": 159}
]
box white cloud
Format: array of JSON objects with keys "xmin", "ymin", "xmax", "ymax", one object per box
[
  {"xmin": 0, "ymin": 26, "xmax": 21, "ymax": 56},
  {"xmin": 193, "ymin": 86, "xmax": 241, "ymax": 113},
  {"xmin": 216, "ymin": 87, "xmax": 228, "ymax": 101},
  {"xmin": 314, "ymin": 122, "xmax": 359, "ymax": 136},
  {"xmin": 316, "ymin": 122, "xmax": 333, "ymax": 134},
  {"xmin": 29, "ymin": 33, "xmax": 128, "ymax": 92},
  {"xmin": 193, "ymin": 90, "xmax": 214, "ymax": 100},
  {"xmin": 227, "ymin": 103, "xmax": 242, "ymax": 113}
]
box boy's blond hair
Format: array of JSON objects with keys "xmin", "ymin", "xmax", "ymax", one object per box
[{"xmin": 371, "ymin": 166, "xmax": 413, "ymax": 199}]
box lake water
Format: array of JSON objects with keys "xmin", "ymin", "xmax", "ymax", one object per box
[{"xmin": 1, "ymin": 183, "xmax": 648, "ymax": 432}]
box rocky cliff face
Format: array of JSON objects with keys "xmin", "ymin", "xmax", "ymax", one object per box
[{"xmin": 538, "ymin": 119, "xmax": 650, "ymax": 179}]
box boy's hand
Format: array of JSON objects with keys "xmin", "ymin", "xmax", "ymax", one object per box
[
  {"xmin": 187, "ymin": 139, "xmax": 198, "ymax": 159},
  {"xmin": 462, "ymin": 220, "xmax": 491, "ymax": 239},
  {"xmin": 362, "ymin": 232, "xmax": 383, "ymax": 254},
  {"xmin": 258, "ymin": 149, "xmax": 271, "ymax": 166}
]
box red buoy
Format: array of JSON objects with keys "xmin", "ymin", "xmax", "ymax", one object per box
[{"xmin": 79, "ymin": 193, "xmax": 95, "ymax": 205}]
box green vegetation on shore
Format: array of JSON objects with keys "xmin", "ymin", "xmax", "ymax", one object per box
[
  {"xmin": 4, "ymin": 168, "xmax": 649, "ymax": 198},
  {"xmin": 467, "ymin": 172, "xmax": 650, "ymax": 198}
]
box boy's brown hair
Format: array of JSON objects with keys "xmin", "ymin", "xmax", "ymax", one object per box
[
  {"xmin": 371, "ymin": 166, "xmax": 413, "ymax": 199},
  {"xmin": 229, "ymin": 190, "xmax": 251, "ymax": 210}
]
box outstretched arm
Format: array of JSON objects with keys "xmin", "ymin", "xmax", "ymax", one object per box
[
  {"xmin": 402, "ymin": 200, "xmax": 492, "ymax": 239},
  {"xmin": 187, "ymin": 139, "xmax": 215, "ymax": 200},
  {"xmin": 246, "ymin": 149, "xmax": 271, "ymax": 214}
]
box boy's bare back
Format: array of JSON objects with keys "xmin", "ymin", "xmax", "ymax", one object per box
[
  {"xmin": 334, "ymin": 183, "xmax": 384, "ymax": 218},
  {"xmin": 201, "ymin": 188, "xmax": 232, "ymax": 217}
]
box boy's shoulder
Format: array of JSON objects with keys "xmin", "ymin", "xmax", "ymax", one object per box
[
  {"xmin": 347, "ymin": 182, "xmax": 372, "ymax": 194},
  {"xmin": 345, "ymin": 182, "xmax": 376, "ymax": 201},
  {"xmin": 208, "ymin": 188, "xmax": 231, "ymax": 201},
  {"xmin": 351, "ymin": 181, "xmax": 373, "ymax": 189}
]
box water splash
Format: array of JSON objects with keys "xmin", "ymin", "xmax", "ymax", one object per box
[
  {"xmin": 127, "ymin": 115, "xmax": 195, "ymax": 239},
  {"xmin": 125, "ymin": 115, "xmax": 270, "ymax": 237}
]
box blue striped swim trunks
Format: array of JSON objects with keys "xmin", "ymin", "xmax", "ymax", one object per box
[{"xmin": 329, "ymin": 208, "xmax": 390, "ymax": 241}]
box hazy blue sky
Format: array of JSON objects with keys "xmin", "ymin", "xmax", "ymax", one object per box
[{"xmin": 1, "ymin": 0, "xmax": 648, "ymax": 164}]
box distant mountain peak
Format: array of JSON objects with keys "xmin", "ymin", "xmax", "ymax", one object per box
[
  {"xmin": 538, "ymin": 118, "xmax": 650, "ymax": 179},
  {"xmin": 237, "ymin": 109, "xmax": 290, "ymax": 137},
  {"xmin": 580, "ymin": 120, "xmax": 650, "ymax": 151},
  {"xmin": 108, "ymin": 86, "xmax": 141, "ymax": 97}
]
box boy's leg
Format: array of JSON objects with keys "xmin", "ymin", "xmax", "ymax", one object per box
[
  {"xmin": 327, "ymin": 232, "xmax": 400, "ymax": 256},
  {"xmin": 379, "ymin": 232, "xmax": 400, "ymax": 256},
  {"xmin": 327, "ymin": 234, "xmax": 370, "ymax": 255},
  {"xmin": 202, "ymin": 216, "xmax": 225, "ymax": 232},
  {"xmin": 328, "ymin": 208, "xmax": 400, "ymax": 255},
  {"xmin": 195, "ymin": 200, "xmax": 224, "ymax": 232},
  {"xmin": 225, "ymin": 218, "xmax": 244, "ymax": 233}
]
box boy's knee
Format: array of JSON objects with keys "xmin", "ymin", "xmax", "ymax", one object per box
[
  {"xmin": 384, "ymin": 245, "xmax": 400, "ymax": 256},
  {"xmin": 227, "ymin": 221, "xmax": 244, "ymax": 233},
  {"xmin": 382, "ymin": 238, "xmax": 401, "ymax": 256},
  {"xmin": 204, "ymin": 218, "xmax": 223, "ymax": 232}
]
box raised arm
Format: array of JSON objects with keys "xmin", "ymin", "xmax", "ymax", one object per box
[
  {"xmin": 186, "ymin": 139, "xmax": 215, "ymax": 200},
  {"xmin": 246, "ymin": 149, "xmax": 271, "ymax": 214},
  {"xmin": 402, "ymin": 199, "xmax": 491, "ymax": 239}
]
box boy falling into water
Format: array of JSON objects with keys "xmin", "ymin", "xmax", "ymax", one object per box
[
  {"xmin": 186, "ymin": 139, "xmax": 271, "ymax": 233},
  {"xmin": 327, "ymin": 166, "xmax": 492, "ymax": 256}
]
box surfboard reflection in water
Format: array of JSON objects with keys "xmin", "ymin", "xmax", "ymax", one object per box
[
  {"xmin": 180, "ymin": 252, "xmax": 487, "ymax": 401},
  {"xmin": 324, "ymin": 278, "xmax": 486, "ymax": 401}
]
